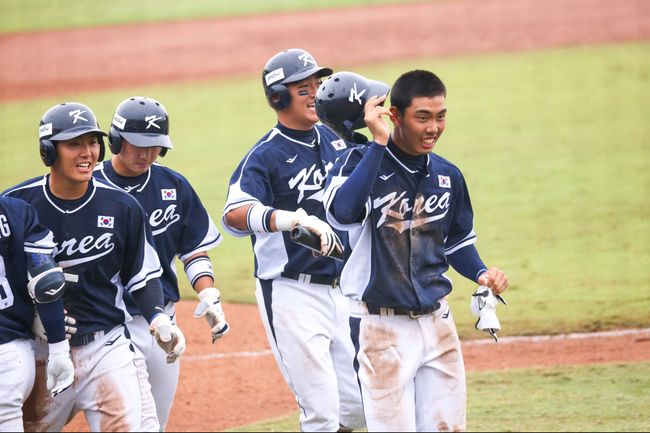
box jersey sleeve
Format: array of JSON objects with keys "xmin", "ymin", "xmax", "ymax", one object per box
[
  {"xmin": 444, "ymin": 170, "xmax": 478, "ymax": 255},
  {"xmin": 20, "ymin": 199, "xmax": 57, "ymax": 255},
  {"xmin": 222, "ymin": 144, "xmax": 275, "ymax": 237},
  {"xmin": 122, "ymin": 197, "xmax": 163, "ymax": 293},
  {"xmin": 323, "ymin": 147, "xmax": 372, "ymax": 230},
  {"xmin": 176, "ymin": 179, "xmax": 222, "ymax": 262}
]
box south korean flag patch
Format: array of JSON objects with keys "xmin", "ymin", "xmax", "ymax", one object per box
[
  {"xmin": 161, "ymin": 189, "xmax": 176, "ymax": 201},
  {"xmin": 97, "ymin": 216, "xmax": 114, "ymax": 229},
  {"xmin": 438, "ymin": 175, "xmax": 451, "ymax": 188},
  {"xmin": 331, "ymin": 139, "xmax": 347, "ymax": 151}
]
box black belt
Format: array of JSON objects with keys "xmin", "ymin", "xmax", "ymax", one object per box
[
  {"xmin": 281, "ymin": 272, "xmax": 340, "ymax": 288},
  {"xmin": 365, "ymin": 302, "xmax": 441, "ymax": 319},
  {"xmin": 69, "ymin": 330, "xmax": 106, "ymax": 347}
]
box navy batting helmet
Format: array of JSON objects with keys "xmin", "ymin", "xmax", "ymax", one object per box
[
  {"xmin": 38, "ymin": 102, "xmax": 107, "ymax": 167},
  {"xmin": 108, "ymin": 96, "xmax": 172, "ymax": 157},
  {"xmin": 262, "ymin": 48, "xmax": 333, "ymax": 111},
  {"xmin": 315, "ymin": 72, "xmax": 390, "ymax": 141}
]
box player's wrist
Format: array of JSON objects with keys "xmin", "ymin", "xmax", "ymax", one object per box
[
  {"xmin": 48, "ymin": 339, "xmax": 70, "ymax": 354},
  {"xmin": 197, "ymin": 287, "xmax": 221, "ymax": 302},
  {"xmin": 274, "ymin": 209, "xmax": 299, "ymax": 231}
]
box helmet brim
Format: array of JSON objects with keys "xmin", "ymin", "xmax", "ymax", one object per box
[
  {"xmin": 50, "ymin": 126, "xmax": 107, "ymax": 141},
  {"xmin": 284, "ymin": 66, "xmax": 333, "ymax": 85},
  {"xmin": 119, "ymin": 131, "xmax": 173, "ymax": 149}
]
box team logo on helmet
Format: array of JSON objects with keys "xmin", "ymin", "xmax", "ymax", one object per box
[
  {"xmin": 298, "ymin": 53, "xmax": 316, "ymax": 67},
  {"xmin": 69, "ymin": 109, "xmax": 88, "ymax": 124},
  {"xmin": 145, "ymin": 115, "xmax": 163, "ymax": 130},
  {"xmin": 348, "ymin": 82, "xmax": 367, "ymax": 105}
]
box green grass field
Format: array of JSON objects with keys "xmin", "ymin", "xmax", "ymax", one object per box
[
  {"xmin": 2, "ymin": 42, "xmax": 648, "ymax": 338},
  {"xmin": 228, "ymin": 362, "xmax": 650, "ymax": 432},
  {"xmin": 0, "ymin": 0, "xmax": 429, "ymax": 34}
]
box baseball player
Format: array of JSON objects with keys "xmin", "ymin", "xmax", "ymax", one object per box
[
  {"xmin": 0, "ymin": 196, "xmax": 72, "ymax": 432},
  {"xmin": 93, "ymin": 95, "xmax": 227, "ymax": 431},
  {"xmin": 221, "ymin": 48, "xmax": 365, "ymax": 432},
  {"xmin": 322, "ymin": 70, "xmax": 509, "ymax": 431},
  {"xmin": 3, "ymin": 102, "xmax": 184, "ymax": 432}
]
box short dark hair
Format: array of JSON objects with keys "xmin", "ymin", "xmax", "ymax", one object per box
[{"xmin": 390, "ymin": 70, "xmax": 446, "ymax": 115}]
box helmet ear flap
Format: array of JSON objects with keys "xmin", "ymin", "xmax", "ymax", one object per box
[
  {"xmin": 108, "ymin": 126, "xmax": 122, "ymax": 155},
  {"xmin": 97, "ymin": 135, "xmax": 106, "ymax": 162},
  {"xmin": 39, "ymin": 139, "xmax": 57, "ymax": 167},
  {"xmin": 267, "ymin": 84, "xmax": 291, "ymax": 110}
]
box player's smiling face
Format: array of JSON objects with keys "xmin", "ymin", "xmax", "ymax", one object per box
[
  {"xmin": 392, "ymin": 95, "xmax": 447, "ymax": 156},
  {"xmin": 112, "ymin": 140, "xmax": 160, "ymax": 177},
  {"xmin": 280, "ymin": 75, "xmax": 322, "ymax": 130},
  {"xmin": 53, "ymin": 132, "xmax": 101, "ymax": 183}
]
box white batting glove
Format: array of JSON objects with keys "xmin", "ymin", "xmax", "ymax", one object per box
[
  {"xmin": 150, "ymin": 314, "xmax": 186, "ymax": 363},
  {"xmin": 193, "ymin": 287, "xmax": 229, "ymax": 344},
  {"xmin": 292, "ymin": 208, "xmax": 343, "ymax": 257},
  {"xmin": 47, "ymin": 340, "xmax": 74, "ymax": 397},
  {"xmin": 470, "ymin": 286, "xmax": 507, "ymax": 342}
]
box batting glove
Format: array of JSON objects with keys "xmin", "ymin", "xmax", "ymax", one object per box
[
  {"xmin": 150, "ymin": 314, "xmax": 186, "ymax": 363},
  {"xmin": 292, "ymin": 208, "xmax": 343, "ymax": 258},
  {"xmin": 470, "ymin": 286, "xmax": 507, "ymax": 342},
  {"xmin": 47, "ymin": 340, "xmax": 75, "ymax": 397},
  {"xmin": 193, "ymin": 287, "xmax": 229, "ymax": 344}
]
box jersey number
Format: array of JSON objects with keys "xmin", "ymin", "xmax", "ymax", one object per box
[{"xmin": 0, "ymin": 256, "xmax": 15, "ymax": 310}]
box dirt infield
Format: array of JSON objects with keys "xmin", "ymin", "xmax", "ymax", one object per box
[
  {"xmin": 1, "ymin": 0, "xmax": 649, "ymax": 101},
  {"xmin": 4, "ymin": 0, "xmax": 648, "ymax": 430}
]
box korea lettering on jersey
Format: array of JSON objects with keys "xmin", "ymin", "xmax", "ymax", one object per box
[
  {"xmin": 94, "ymin": 162, "xmax": 222, "ymax": 304},
  {"xmin": 0, "ymin": 197, "xmax": 57, "ymax": 344},
  {"xmin": 324, "ymin": 147, "xmax": 477, "ymax": 311},
  {"xmin": 3, "ymin": 177, "xmax": 162, "ymax": 335},
  {"xmin": 222, "ymin": 125, "xmax": 348, "ymax": 280}
]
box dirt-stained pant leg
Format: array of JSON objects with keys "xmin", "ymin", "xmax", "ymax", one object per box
[
  {"xmin": 353, "ymin": 300, "xmax": 466, "ymax": 432},
  {"xmin": 330, "ymin": 288, "xmax": 366, "ymax": 430},
  {"xmin": 256, "ymin": 278, "xmax": 359, "ymax": 432},
  {"xmin": 127, "ymin": 315, "xmax": 165, "ymax": 431},
  {"xmin": 72, "ymin": 325, "xmax": 151, "ymax": 432},
  {"xmin": 0, "ymin": 340, "xmax": 35, "ymax": 432},
  {"xmin": 415, "ymin": 301, "xmax": 466, "ymax": 432},
  {"xmin": 22, "ymin": 338, "xmax": 75, "ymax": 432}
]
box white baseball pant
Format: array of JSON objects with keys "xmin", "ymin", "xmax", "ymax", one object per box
[
  {"xmin": 349, "ymin": 299, "xmax": 466, "ymax": 432},
  {"xmin": 256, "ymin": 276, "xmax": 365, "ymax": 432},
  {"xmin": 126, "ymin": 302, "xmax": 179, "ymax": 432},
  {"xmin": 22, "ymin": 325, "xmax": 158, "ymax": 432},
  {"xmin": 0, "ymin": 339, "xmax": 35, "ymax": 432}
]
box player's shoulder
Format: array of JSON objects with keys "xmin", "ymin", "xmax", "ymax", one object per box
[
  {"xmin": 150, "ymin": 162, "xmax": 188, "ymax": 184},
  {"xmin": 0, "ymin": 195, "xmax": 31, "ymax": 218},
  {"xmin": 93, "ymin": 178, "xmax": 142, "ymax": 205},
  {"xmin": 429, "ymin": 153, "xmax": 464, "ymax": 177},
  {"xmin": 2, "ymin": 175, "xmax": 46, "ymax": 198}
]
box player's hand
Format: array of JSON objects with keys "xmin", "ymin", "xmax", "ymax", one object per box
[
  {"xmin": 364, "ymin": 95, "xmax": 391, "ymax": 146},
  {"xmin": 292, "ymin": 209, "xmax": 343, "ymax": 257},
  {"xmin": 193, "ymin": 287, "xmax": 230, "ymax": 344},
  {"xmin": 477, "ymin": 267, "xmax": 509, "ymax": 295},
  {"xmin": 47, "ymin": 340, "xmax": 75, "ymax": 397},
  {"xmin": 150, "ymin": 314, "xmax": 186, "ymax": 363},
  {"xmin": 64, "ymin": 310, "xmax": 77, "ymax": 340}
]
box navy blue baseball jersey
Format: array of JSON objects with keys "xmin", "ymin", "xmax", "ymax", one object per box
[
  {"xmin": 94, "ymin": 161, "xmax": 222, "ymax": 307},
  {"xmin": 324, "ymin": 144, "xmax": 477, "ymax": 311},
  {"xmin": 222, "ymin": 123, "xmax": 350, "ymax": 280},
  {"xmin": 0, "ymin": 196, "xmax": 57, "ymax": 344},
  {"xmin": 3, "ymin": 176, "xmax": 162, "ymax": 335}
]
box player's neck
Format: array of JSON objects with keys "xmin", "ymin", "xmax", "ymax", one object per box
[{"xmin": 48, "ymin": 172, "xmax": 90, "ymax": 200}]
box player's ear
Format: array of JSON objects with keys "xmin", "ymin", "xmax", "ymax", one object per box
[{"xmin": 389, "ymin": 106, "xmax": 401, "ymax": 127}]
